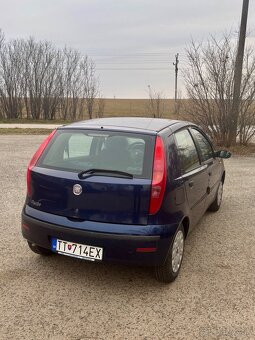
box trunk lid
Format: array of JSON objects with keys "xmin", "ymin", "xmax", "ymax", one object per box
[{"xmin": 28, "ymin": 129, "xmax": 155, "ymax": 225}]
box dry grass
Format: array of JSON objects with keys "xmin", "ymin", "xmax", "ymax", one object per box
[
  {"xmin": 0, "ymin": 99, "xmax": 183, "ymax": 121},
  {"xmin": 0, "ymin": 128, "xmax": 53, "ymax": 135},
  {"xmin": 0, "ymin": 118, "xmax": 70, "ymax": 124},
  {"xmin": 102, "ymin": 98, "xmax": 177, "ymax": 118},
  {"xmin": 226, "ymin": 143, "xmax": 255, "ymax": 156}
]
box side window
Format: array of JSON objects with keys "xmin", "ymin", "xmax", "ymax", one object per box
[
  {"xmin": 167, "ymin": 134, "xmax": 181, "ymax": 179},
  {"xmin": 191, "ymin": 129, "xmax": 214, "ymax": 161},
  {"xmin": 175, "ymin": 129, "xmax": 200, "ymax": 174}
]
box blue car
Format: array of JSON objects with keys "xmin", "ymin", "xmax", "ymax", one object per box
[{"xmin": 21, "ymin": 117, "xmax": 230, "ymax": 282}]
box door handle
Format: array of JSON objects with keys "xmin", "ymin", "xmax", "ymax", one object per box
[{"xmin": 188, "ymin": 181, "xmax": 194, "ymax": 188}]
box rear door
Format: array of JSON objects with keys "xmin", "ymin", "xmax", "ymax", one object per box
[
  {"xmin": 190, "ymin": 128, "xmax": 221, "ymax": 206},
  {"xmin": 174, "ymin": 129, "xmax": 208, "ymax": 226},
  {"xmin": 29, "ymin": 129, "xmax": 155, "ymax": 225}
]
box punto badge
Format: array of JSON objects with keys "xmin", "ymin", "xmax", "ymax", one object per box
[{"xmin": 73, "ymin": 184, "xmax": 82, "ymax": 196}]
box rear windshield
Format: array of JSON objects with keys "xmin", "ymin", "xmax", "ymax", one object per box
[{"xmin": 38, "ymin": 129, "xmax": 155, "ymax": 179}]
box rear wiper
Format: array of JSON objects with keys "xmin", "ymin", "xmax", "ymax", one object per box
[{"xmin": 78, "ymin": 168, "xmax": 133, "ymax": 179}]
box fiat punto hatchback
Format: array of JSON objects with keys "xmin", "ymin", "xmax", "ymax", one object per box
[{"xmin": 21, "ymin": 118, "xmax": 230, "ymax": 282}]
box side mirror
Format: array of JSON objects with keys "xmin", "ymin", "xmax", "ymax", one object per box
[{"xmin": 214, "ymin": 150, "xmax": 231, "ymax": 159}]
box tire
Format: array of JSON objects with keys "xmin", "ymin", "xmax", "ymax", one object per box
[
  {"xmin": 154, "ymin": 224, "xmax": 185, "ymax": 283},
  {"xmin": 208, "ymin": 181, "xmax": 223, "ymax": 212},
  {"xmin": 27, "ymin": 241, "xmax": 52, "ymax": 256}
]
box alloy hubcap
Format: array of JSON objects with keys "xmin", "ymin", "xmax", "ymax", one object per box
[
  {"xmin": 217, "ymin": 182, "xmax": 223, "ymax": 206},
  {"xmin": 171, "ymin": 230, "xmax": 184, "ymax": 273}
]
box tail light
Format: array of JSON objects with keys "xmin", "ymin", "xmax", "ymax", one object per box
[
  {"xmin": 27, "ymin": 129, "xmax": 56, "ymax": 197},
  {"xmin": 149, "ymin": 136, "xmax": 167, "ymax": 215}
]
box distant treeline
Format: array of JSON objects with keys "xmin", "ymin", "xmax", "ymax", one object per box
[{"xmin": 0, "ymin": 29, "xmax": 101, "ymax": 120}]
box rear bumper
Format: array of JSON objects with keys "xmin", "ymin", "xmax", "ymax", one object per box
[{"xmin": 21, "ymin": 206, "xmax": 178, "ymax": 266}]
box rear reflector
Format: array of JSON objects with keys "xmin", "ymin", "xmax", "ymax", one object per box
[
  {"xmin": 22, "ymin": 223, "xmax": 29, "ymax": 230},
  {"xmin": 149, "ymin": 136, "xmax": 166, "ymax": 215},
  {"xmin": 136, "ymin": 247, "xmax": 157, "ymax": 253},
  {"xmin": 27, "ymin": 129, "xmax": 56, "ymax": 197}
]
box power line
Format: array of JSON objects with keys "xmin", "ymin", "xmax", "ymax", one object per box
[
  {"xmin": 97, "ymin": 67, "xmax": 170, "ymax": 71},
  {"xmin": 91, "ymin": 52, "xmax": 172, "ymax": 57},
  {"xmin": 95, "ymin": 61, "xmax": 171, "ymax": 64}
]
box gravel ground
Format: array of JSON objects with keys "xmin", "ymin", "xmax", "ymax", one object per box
[{"xmin": 0, "ymin": 135, "xmax": 254, "ymax": 340}]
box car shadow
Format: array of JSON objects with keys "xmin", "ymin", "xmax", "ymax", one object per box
[{"xmin": 33, "ymin": 252, "xmax": 166, "ymax": 289}]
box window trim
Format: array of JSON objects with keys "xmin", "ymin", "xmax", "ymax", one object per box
[
  {"xmin": 189, "ymin": 127, "xmax": 215, "ymax": 163},
  {"xmin": 173, "ymin": 127, "xmax": 202, "ymax": 176}
]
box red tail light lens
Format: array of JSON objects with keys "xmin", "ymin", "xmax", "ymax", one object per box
[
  {"xmin": 136, "ymin": 247, "xmax": 157, "ymax": 253},
  {"xmin": 149, "ymin": 136, "xmax": 167, "ymax": 215},
  {"xmin": 27, "ymin": 129, "xmax": 56, "ymax": 197}
]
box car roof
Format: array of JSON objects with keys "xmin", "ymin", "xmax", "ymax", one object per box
[{"xmin": 61, "ymin": 117, "xmax": 190, "ymax": 134}]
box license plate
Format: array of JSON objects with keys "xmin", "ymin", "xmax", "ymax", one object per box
[{"xmin": 51, "ymin": 238, "xmax": 103, "ymax": 261}]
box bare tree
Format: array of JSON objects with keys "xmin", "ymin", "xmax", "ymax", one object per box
[
  {"xmin": 0, "ymin": 39, "xmax": 24, "ymax": 119},
  {"xmin": 0, "ymin": 30, "xmax": 4, "ymax": 45},
  {"xmin": 147, "ymin": 86, "xmax": 165, "ymax": 118},
  {"xmin": 0, "ymin": 30, "xmax": 4, "ymax": 118},
  {"xmin": 238, "ymin": 48, "xmax": 255, "ymax": 144},
  {"xmin": 184, "ymin": 35, "xmax": 255, "ymax": 146},
  {"xmin": 41, "ymin": 49, "xmax": 63, "ymax": 120},
  {"xmin": 22, "ymin": 39, "xmax": 56, "ymax": 119},
  {"xmin": 96, "ymin": 94, "xmax": 106, "ymax": 118},
  {"xmin": 80, "ymin": 58, "xmax": 98, "ymax": 119},
  {"xmin": 59, "ymin": 48, "xmax": 83, "ymax": 120},
  {"xmin": 0, "ymin": 29, "xmax": 100, "ymax": 121}
]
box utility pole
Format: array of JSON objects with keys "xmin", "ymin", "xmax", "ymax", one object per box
[
  {"xmin": 229, "ymin": 0, "xmax": 249, "ymax": 146},
  {"xmin": 173, "ymin": 53, "xmax": 179, "ymax": 115}
]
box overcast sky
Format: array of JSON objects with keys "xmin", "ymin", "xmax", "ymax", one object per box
[{"xmin": 0, "ymin": 0, "xmax": 255, "ymax": 98}]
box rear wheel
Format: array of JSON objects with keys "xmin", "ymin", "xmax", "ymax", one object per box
[
  {"xmin": 27, "ymin": 241, "xmax": 52, "ymax": 256},
  {"xmin": 208, "ymin": 181, "xmax": 223, "ymax": 212},
  {"xmin": 154, "ymin": 224, "xmax": 185, "ymax": 283}
]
